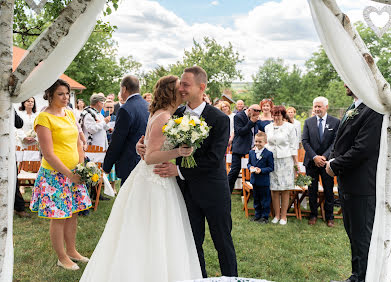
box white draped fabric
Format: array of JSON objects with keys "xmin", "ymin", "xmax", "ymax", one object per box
[
  {"xmin": 308, "ymin": 1, "xmax": 390, "ymax": 281},
  {"xmin": 3, "ymin": 0, "xmax": 106, "ymax": 280}
]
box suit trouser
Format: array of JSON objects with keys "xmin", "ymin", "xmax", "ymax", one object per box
[
  {"xmin": 306, "ymin": 163, "xmax": 335, "ymax": 220},
  {"xmin": 14, "ymin": 163, "xmax": 25, "ymax": 212},
  {"xmin": 253, "ymin": 185, "xmax": 271, "ymax": 219},
  {"xmin": 228, "ymin": 153, "xmax": 245, "ymax": 193},
  {"xmin": 180, "ymin": 179, "xmax": 238, "ymax": 278},
  {"xmin": 339, "ymin": 186, "xmax": 375, "ymax": 282}
]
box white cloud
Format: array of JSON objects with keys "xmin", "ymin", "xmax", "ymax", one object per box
[
  {"xmin": 108, "ymin": 0, "xmax": 378, "ymax": 81},
  {"xmin": 210, "ymin": 1, "xmax": 219, "ymax": 6}
]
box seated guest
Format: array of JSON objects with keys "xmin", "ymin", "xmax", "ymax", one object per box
[
  {"xmin": 302, "ymin": 97, "xmax": 339, "ymax": 227},
  {"xmin": 257, "ymin": 98, "xmax": 274, "ymax": 132},
  {"xmin": 30, "ymin": 79, "xmax": 92, "ymax": 270},
  {"xmin": 16, "ymin": 97, "xmax": 38, "ymax": 148},
  {"xmin": 286, "ymin": 106, "xmax": 301, "ymax": 149},
  {"xmin": 228, "ymin": 104, "xmax": 261, "ymax": 193},
  {"xmin": 265, "ymin": 105, "xmax": 297, "ymax": 225},
  {"xmin": 80, "ymin": 94, "xmax": 110, "ymax": 150},
  {"xmin": 142, "ymin": 92, "xmax": 153, "ymax": 104},
  {"xmin": 217, "ymin": 101, "xmax": 235, "ymax": 145},
  {"xmin": 233, "ymin": 99, "xmax": 245, "ymax": 113},
  {"xmin": 247, "ymin": 132, "xmax": 274, "ymax": 223}
]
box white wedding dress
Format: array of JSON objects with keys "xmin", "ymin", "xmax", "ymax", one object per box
[{"xmin": 80, "ymin": 113, "xmax": 202, "ymax": 282}]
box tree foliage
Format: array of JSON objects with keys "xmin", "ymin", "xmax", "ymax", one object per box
[{"xmin": 141, "ymin": 37, "xmax": 243, "ymax": 99}]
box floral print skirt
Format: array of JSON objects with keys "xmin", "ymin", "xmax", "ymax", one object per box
[{"xmin": 30, "ymin": 167, "xmax": 92, "ymax": 219}]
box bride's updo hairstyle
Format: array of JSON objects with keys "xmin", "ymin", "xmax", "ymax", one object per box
[{"xmin": 149, "ymin": 75, "xmax": 179, "ymax": 114}]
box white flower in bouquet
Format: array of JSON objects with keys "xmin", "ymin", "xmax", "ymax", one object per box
[
  {"xmin": 86, "ymin": 162, "xmax": 96, "ymax": 169},
  {"xmin": 162, "ymin": 113, "xmax": 211, "ymax": 168}
]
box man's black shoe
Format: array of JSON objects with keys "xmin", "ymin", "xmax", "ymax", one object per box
[{"xmin": 99, "ymin": 195, "xmax": 110, "ymax": 201}]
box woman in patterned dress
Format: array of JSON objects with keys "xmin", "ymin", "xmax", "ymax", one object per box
[
  {"xmin": 264, "ymin": 105, "xmax": 298, "ymax": 225},
  {"xmin": 30, "ymin": 79, "xmax": 92, "ymax": 270}
]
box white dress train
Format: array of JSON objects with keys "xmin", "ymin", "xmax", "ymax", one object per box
[{"xmin": 80, "ymin": 158, "xmax": 202, "ymax": 281}]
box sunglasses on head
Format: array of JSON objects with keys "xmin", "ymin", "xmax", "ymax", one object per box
[{"xmin": 262, "ymin": 98, "xmax": 272, "ymax": 101}]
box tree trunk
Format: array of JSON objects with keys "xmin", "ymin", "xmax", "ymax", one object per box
[{"xmin": 0, "ymin": 0, "xmax": 14, "ymax": 279}]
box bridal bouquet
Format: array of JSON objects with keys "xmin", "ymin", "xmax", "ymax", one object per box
[
  {"xmin": 162, "ymin": 114, "xmax": 211, "ymax": 168},
  {"xmin": 75, "ymin": 161, "xmax": 101, "ymax": 186}
]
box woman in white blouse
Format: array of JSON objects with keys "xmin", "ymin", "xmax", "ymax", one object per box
[
  {"xmin": 265, "ymin": 105, "xmax": 298, "ymax": 225},
  {"xmin": 16, "ymin": 97, "xmax": 38, "ymax": 148}
]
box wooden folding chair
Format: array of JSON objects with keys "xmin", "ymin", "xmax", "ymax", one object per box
[
  {"xmin": 85, "ymin": 145, "xmax": 106, "ymax": 211},
  {"xmin": 17, "ymin": 145, "xmax": 41, "ymax": 190},
  {"xmin": 240, "ymin": 155, "xmax": 256, "ymax": 218},
  {"xmin": 319, "ymin": 176, "xmax": 342, "ymax": 220}
]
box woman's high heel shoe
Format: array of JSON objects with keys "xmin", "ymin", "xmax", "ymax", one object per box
[{"xmin": 57, "ymin": 259, "xmax": 80, "ymax": 270}]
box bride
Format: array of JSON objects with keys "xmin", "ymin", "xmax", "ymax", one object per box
[{"xmin": 80, "ymin": 75, "xmax": 202, "ymax": 281}]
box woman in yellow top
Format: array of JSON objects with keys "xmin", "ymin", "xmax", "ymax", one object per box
[{"xmin": 30, "ymin": 79, "xmax": 92, "ymax": 271}]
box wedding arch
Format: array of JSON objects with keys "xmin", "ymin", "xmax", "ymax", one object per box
[{"xmin": 1, "ymin": 0, "xmax": 391, "ymax": 281}]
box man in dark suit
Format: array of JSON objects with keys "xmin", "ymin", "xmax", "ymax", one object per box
[
  {"xmin": 327, "ymin": 85, "xmax": 383, "ymax": 282},
  {"xmin": 141, "ymin": 66, "xmax": 237, "ymax": 278},
  {"xmin": 103, "ymin": 75, "xmax": 149, "ymax": 185},
  {"xmin": 302, "ymin": 96, "xmax": 340, "ymax": 227},
  {"xmin": 228, "ymin": 104, "xmax": 260, "ymax": 193}
]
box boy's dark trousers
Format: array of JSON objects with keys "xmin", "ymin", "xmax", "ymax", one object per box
[{"xmin": 253, "ymin": 185, "xmax": 271, "ymax": 219}]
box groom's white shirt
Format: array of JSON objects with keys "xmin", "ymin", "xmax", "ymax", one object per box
[{"xmin": 177, "ymin": 102, "xmax": 207, "ymax": 180}]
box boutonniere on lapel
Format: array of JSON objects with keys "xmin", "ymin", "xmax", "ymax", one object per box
[
  {"xmin": 325, "ymin": 124, "xmax": 333, "ymax": 131},
  {"xmin": 346, "ymin": 108, "xmax": 360, "ymax": 121}
]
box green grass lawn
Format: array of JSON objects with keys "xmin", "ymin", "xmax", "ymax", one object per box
[{"xmin": 13, "ymin": 190, "xmax": 351, "ymax": 282}]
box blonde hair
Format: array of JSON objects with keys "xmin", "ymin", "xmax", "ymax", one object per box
[
  {"xmin": 217, "ymin": 101, "xmax": 232, "ymax": 115},
  {"xmin": 286, "ymin": 106, "xmax": 296, "ymax": 114}
]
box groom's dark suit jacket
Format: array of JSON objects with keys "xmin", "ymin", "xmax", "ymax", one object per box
[
  {"xmin": 175, "ymin": 104, "xmax": 231, "ymax": 205},
  {"xmin": 103, "ymin": 94, "xmax": 149, "ymax": 181},
  {"xmin": 174, "ymin": 104, "xmax": 237, "ymax": 277},
  {"xmin": 330, "ymin": 103, "xmax": 382, "ymax": 195}
]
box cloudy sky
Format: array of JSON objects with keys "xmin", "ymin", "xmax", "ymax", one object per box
[{"xmin": 107, "ymin": 0, "xmax": 388, "ymax": 81}]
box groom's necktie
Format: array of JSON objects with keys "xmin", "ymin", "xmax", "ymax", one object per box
[
  {"xmin": 341, "ymin": 103, "xmax": 356, "ymax": 124},
  {"xmin": 184, "ymin": 108, "xmax": 199, "ymax": 117}
]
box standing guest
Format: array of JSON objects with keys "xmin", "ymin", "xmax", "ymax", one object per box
[
  {"xmin": 265, "ymin": 105, "xmax": 297, "ymax": 225},
  {"xmin": 14, "ymin": 110, "xmax": 30, "ymax": 218},
  {"xmin": 114, "ymin": 92, "xmax": 123, "ymax": 116},
  {"xmin": 103, "ymin": 100, "xmax": 118, "ymax": 194},
  {"xmin": 218, "ymin": 101, "xmax": 235, "ymax": 145},
  {"xmin": 327, "ymin": 85, "xmax": 382, "ymax": 282},
  {"xmin": 228, "ymin": 104, "xmax": 260, "ymax": 193},
  {"xmin": 257, "ymin": 98, "xmax": 274, "ymax": 132},
  {"xmin": 247, "ymin": 131, "xmax": 274, "ymax": 224},
  {"xmin": 233, "ymin": 100, "xmax": 245, "ymax": 113},
  {"xmin": 103, "ymin": 75, "xmax": 149, "ymax": 185},
  {"xmin": 16, "ymin": 97, "xmax": 38, "ymax": 148},
  {"xmin": 106, "ymin": 93, "xmax": 115, "ymax": 102},
  {"xmin": 286, "ymin": 106, "xmax": 302, "ymax": 149},
  {"xmin": 80, "ymin": 94, "xmax": 111, "ymax": 150},
  {"xmin": 142, "ymin": 92, "xmax": 153, "ymax": 104},
  {"xmin": 74, "ymin": 99, "xmax": 86, "ymax": 123},
  {"xmin": 302, "ymin": 97, "xmax": 339, "ymax": 227},
  {"xmin": 30, "ymin": 79, "xmax": 92, "ymax": 270}
]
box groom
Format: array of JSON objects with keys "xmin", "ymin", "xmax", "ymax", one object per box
[{"xmin": 137, "ymin": 66, "xmax": 238, "ymax": 278}]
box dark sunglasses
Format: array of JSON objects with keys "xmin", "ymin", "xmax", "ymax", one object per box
[{"xmin": 252, "ymin": 109, "xmax": 261, "ymax": 112}]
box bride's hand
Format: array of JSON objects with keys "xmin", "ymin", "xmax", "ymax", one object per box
[{"xmin": 178, "ymin": 145, "xmax": 193, "ymax": 157}]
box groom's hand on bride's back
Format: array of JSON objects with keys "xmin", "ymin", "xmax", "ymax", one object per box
[
  {"xmin": 153, "ymin": 162, "xmax": 178, "ymax": 178},
  {"xmin": 136, "ymin": 135, "xmax": 146, "ymax": 159}
]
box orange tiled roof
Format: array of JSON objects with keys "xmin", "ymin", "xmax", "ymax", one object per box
[{"xmin": 13, "ymin": 46, "xmax": 86, "ymax": 90}]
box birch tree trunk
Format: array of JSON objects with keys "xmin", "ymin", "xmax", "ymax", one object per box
[{"xmin": 0, "ymin": 0, "xmax": 14, "ymax": 279}]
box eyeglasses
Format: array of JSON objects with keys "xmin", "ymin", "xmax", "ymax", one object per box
[{"xmin": 252, "ymin": 109, "xmax": 261, "ymax": 112}]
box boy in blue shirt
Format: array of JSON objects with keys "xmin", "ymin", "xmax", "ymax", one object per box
[{"xmin": 248, "ymin": 131, "xmax": 274, "ymax": 223}]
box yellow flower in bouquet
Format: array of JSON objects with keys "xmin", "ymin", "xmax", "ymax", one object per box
[
  {"xmin": 75, "ymin": 161, "xmax": 101, "ymax": 186},
  {"xmin": 163, "ymin": 113, "xmax": 211, "ymax": 168}
]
